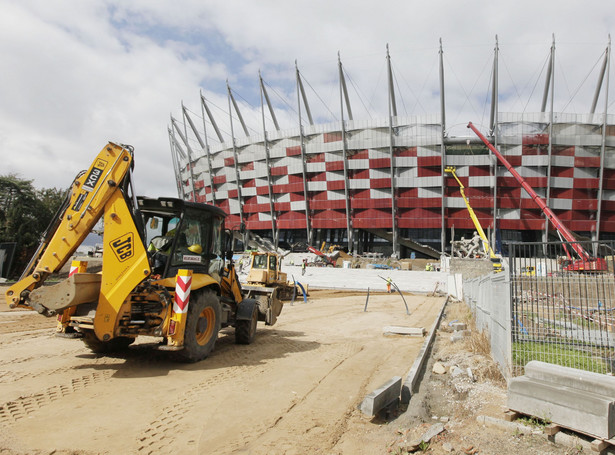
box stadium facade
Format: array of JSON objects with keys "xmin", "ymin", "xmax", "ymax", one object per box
[{"xmin": 169, "ymin": 41, "xmax": 614, "ymax": 258}]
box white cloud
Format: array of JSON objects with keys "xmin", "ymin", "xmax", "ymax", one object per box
[{"xmin": 0, "ymin": 0, "xmax": 613, "ymax": 197}]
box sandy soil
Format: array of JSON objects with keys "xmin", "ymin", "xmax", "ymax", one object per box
[{"xmin": 0, "ymin": 287, "xmax": 444, "ymax": 455}]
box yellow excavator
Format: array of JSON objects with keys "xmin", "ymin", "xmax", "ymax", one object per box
[
  {"xmin": 445, "ymin": 166, "xmax": 502, "ymax": 272},
  {"xmin": 5, "ymin": 143, "xmax": 282, "ymax": 361}
]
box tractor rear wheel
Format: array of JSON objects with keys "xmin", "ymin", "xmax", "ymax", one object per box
[{"xmin": 176, "ymin": 288, "xmax": 221, "ymax": 362}]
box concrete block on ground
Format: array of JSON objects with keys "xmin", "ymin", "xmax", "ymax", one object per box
[
  {"xmin": 508, "ymin": 361, "xmax": 615, "ymax": 439},
  {"xmin": 524, "ymin": 360, "xmax": 615, "ymax": 398},
  {"xmin": 383, "ymin": 326, "xmax": 426, "ymax": 337},
  {"xmin": 451, "ymin": 322, "xmax": 467, "ymax": 331},
  {"xmin": 359, "ymin": 376, "xmax": 402, "ymax": 417}
]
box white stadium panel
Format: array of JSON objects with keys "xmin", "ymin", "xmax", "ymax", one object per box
[
  {"xmin": 394, "ymin": 156, "xmax": 417, "ymax": 167},
  {"xmin": 370, "ymin": 189, "xmax": 391, "ymax": 199},
  {"xmin": 348, "ymin": 179, "xmax": 370, "ymax": 190},
  {"xmin": 307, "ymin": 181, "xmax": 326, "ymax": 191},
  {"xmin": 418, "ymin": 187, "xmax": 442, "ymax": 198},
  {"xmin": 499, "ymin": 208, "xmax": 521, "ymax": 220},
  {"xmin": 290, "ymin": 200, "xmax": 307, "ymax": 211},
  {"xmin": 228, "ymin": 199, "xmax": 241, "ymax": 215},
  {"xmin": 306, "ymin": 161, "xmax": 326, "ymax": 172}
]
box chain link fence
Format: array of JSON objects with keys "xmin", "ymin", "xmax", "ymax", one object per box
[{"xmin": 509, "ymin": 240, "xmax": 615, "ymax": 376}]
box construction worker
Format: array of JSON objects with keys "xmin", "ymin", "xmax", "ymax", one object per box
[
  {"xmin": 386, "ymin": 277, "xmax": 392, "ymax": 293},
  {"xmin": 301, "ymin": 258, "xmax": 307, "ymax": 276}
]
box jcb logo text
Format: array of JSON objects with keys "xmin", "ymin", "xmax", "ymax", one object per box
[{"xmin": 110, "ymin": 233, "xmax": 133, "ymax": 262}]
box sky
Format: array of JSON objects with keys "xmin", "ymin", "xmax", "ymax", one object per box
[{"xmin": 1, "ymin": 0, "xmax": 613, "ymax": 198}]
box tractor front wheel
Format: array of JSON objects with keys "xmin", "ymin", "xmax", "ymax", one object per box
[{"xmin": 176, "ymin": 289, "xmax": 221, "ymax": 362}]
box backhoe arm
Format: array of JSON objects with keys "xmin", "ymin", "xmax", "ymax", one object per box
[{"xmin": 5, "ymin": 143, "xmax": 138, "ymax": 312}]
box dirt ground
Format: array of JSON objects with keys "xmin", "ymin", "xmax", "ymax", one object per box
[
  {"xmin": 0, "ymin": 287, "xmax": 443, "ymax": 454},
  {"xmin": 0, "ymin": 287, "xmax": 595, "ymax": 455}
]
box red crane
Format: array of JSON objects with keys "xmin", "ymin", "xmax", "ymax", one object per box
[{"xmin": 467, "ymin": 122, "xmax": 607, "ymax": 272}]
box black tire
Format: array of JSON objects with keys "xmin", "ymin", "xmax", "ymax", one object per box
[
  {"xmin": 81, "ymin": 331, "xmax": 135, "ymax": 354},
  {"xmin": 256, "ymin": 294, "xmax": 269, "ymax": 317},
  {"xmin": 176, "ymin": 289, "xmax": 221, "ymax": 362},
  {"xmin": 235, "ymin": 305, "xmax": 258, "ymax": 345}
]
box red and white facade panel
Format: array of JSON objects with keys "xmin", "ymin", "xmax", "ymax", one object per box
[{"xmin": 179, "ymin": 112, "xmax": 615, "ymax": 246}]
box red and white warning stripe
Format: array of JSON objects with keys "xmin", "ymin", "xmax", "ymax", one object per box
[{"xmin": 173, "ymin": 270, "xmax": 192, "ymax": 314}]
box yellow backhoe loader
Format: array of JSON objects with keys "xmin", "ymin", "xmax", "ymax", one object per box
[
  {"xmin": 5, "ymin": 143, "xmax": 282, "ymax": 361},
  {"xmin": 243, "ymin": 252, "xmax": 298, "ymax": 319}
]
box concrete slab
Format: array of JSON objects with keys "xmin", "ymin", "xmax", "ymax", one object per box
[
  {"xmin": 524, "ymin": 360, "xmax": 615, "ymax": 398},
  {"xmin": 508, "ymin": 375, "xmax": 615, "ymax": 439},
  {"xmin": 382, "ymin": 326, "xmax": 426, "ymax": 336},
  {"xmin": 359, "ymin": 376, "xmax": 402, "ymax": 417}
]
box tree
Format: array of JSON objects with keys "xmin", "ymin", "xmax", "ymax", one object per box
[{"xmin": 0, "ymin": 175, "xmax": 66, "ymax": 278}]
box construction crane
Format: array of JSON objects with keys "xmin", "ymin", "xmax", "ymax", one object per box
[
  {"xmin": 467, "ymin": 122, "xmax": 607, "ymax": 273},
  {"xmin": 445, "ymin": 166, "xmax": 502, "ymax": 272}
]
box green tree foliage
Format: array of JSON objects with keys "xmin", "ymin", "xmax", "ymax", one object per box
[{"xmin": 0, "ymin": 175, "xmax": 66, "ymax": 278}]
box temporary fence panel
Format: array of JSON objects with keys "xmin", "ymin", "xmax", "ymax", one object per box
[{"xmin": 509, "ymin": 240, "xmax": 615, "ymax": 376}]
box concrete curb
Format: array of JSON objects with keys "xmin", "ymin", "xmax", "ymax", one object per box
[
  {"xmin": 476, "ymin": 415, "xmax": 598, "ymax": 453},
  {"xmin": 400, "ymin": 295, "xmax": 450, "ymax": 404}
]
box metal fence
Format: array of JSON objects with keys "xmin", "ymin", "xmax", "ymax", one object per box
[{"xmin": 509, "ymin": 240, "xmax": 615, "ymax": 376}]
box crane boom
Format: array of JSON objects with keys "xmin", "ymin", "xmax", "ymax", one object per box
[
  {"xmin": 467, "ymin": 122, "xmax": 606, "ymax": 272},
  {"xmin": 445, "ymin": 166, "xmax": 494, "ymax": 256}
]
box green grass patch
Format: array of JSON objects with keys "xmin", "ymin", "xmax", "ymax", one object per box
[{"xmin": 512, "ymin": 341, "xmax": 611, "ymax": 374}]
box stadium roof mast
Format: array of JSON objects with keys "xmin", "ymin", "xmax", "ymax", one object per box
[
  {"xmin": 295, "ymin": 62, "xmax": 313, "ymax": 245},
  {"xmin": 542, "ymin": 35, "xmax": 556, "ymax": 246},
  {"xmin": 259, "ymin": 71, "xmax": 279, "ymax": 247},
  {"xmin": 181, "ymin": 100, "xmax": 216, "ymax": 205},
  {"xmin": 387, "ymin": 44, "xmax": 399, "ymax": 258},
  {"xmin": 439, "ymin": 38, "xmax": 446, "ymax": 253},
  {"xmin": 170, "ymin": 114, "xmax": 196, "ymax": 202},
  {"xmin": 594, "ymin": 36, "xmax": 611, "ymax": 244},
  {"xmin": 167, "ymin": 126, "xmax": 186, "ymax": 200},
  {"xmin": 227, "ymin": 81, "xmax": 246, "ymax": 238},
  {"xmin": 490, "ymin": 36, "xmax": 499, "ymax": 253},
  {"xmin": 338, "ymin": 52, "xmax": 354, "ymax": 253}
]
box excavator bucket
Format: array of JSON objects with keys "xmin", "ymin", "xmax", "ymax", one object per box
[{"xmin": 28, "ymin": 273, "xmax": 102, "ymax": 313}]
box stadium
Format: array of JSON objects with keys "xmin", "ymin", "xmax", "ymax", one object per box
[{"xmin": 168, "ymin": 40, "xmax": 614, "ymax": 258}]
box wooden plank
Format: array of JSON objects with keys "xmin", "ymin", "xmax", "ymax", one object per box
[
  {"xmin": 591, "ymin": 439, "xmax": 608, "ymax": 452},
  {"xmin": 544, "ymin": 424, "xmax": 560, "ymax": 436}
]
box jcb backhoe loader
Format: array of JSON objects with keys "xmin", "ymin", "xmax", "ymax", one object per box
[{"xmin": 5, "ymin": 143, "xmax": 282, "ymax": 361}]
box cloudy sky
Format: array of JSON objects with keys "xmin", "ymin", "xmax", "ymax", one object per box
[{"xmin": 1, "ymin": 0, "xmax": 613, "ymax": 197}]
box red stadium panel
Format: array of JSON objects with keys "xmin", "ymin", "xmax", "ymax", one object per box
[
  {"xmin": 323, "ymin": 132, "xmax": 342, "ymax": 143},
  {"xmin": 370, "ymin": 178, "xmax": 391, "ymax": 189},
  {"xmin": 271, "ymin": 166, "xmax": 288, "ymax": 176},
  {"xmin": 369, "ymin": 158, "xmax": 390, "ymax": 168},
  {"xmin": 574, "ymin": 156, "xmax": 601, "ymax": 167},
  {"xmin": 523, "ymin": 134, "xmax": 549, "ymax": 145},
  {"xmin": 286, "ymin": 146, "xmax": 301, "ymax": 156},
  {"xmin": 417, "ymin": 156, "xmax": 441, "ymax": 167},
  {"xmin": 325, "ymin": 161, "xmax": 344, "ymax": 172},
  {"xmin": 310, "ymin": 199, "xmax": 346, "ymax": 210},
  {"xmin": 326, "ymin": 180, "xmax": 345, "ymax": 191}
]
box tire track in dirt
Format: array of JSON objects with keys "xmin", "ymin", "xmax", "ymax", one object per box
[
  {"xmin": 135, "ymin": 337, "xmax": 354, "ymax": 454},
  {"xmin": 135, "ymin": 368, "xmax": 241, "ymax": 454},
  {"xmin": 212, "ymin": 341, "xmax": 365, "ymax": 454},
  {"xmin": 0, "ymin": 370, "xmax": 113, "ymax": 424}
]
